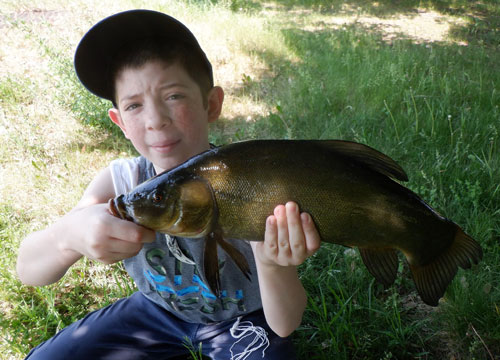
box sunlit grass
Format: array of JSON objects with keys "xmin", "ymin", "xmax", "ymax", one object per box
[{"xmin": 1, "ymin": 0, "xmax": 499, "ymax": 359}]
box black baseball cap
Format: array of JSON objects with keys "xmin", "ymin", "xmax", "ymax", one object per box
[{"xmin": 74, "ymin": 9, "xmax": 213, "ymax": 102}]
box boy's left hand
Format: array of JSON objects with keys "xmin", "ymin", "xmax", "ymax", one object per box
[{"xmin": 252, "ymin": 201, "xmax": 321, "ymax": 267}]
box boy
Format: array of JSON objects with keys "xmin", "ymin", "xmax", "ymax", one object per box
[{"xmin": 17, "ymin": 9, "xmax": 320, "ymax": 360}]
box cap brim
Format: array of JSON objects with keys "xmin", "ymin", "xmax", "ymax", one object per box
[{"xmin": 74, "ymin": 9, "xmax": 212, "ymax": 101}]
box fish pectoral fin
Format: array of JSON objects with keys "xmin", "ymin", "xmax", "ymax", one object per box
[
  {"xmin": 318, "ymin": 140, "xmax": 408, "ymax": 181},
  {"xmin": 359, "ymin": 248, "xmax": 399, "ymax": 287},
  {"xmin": 215, "ymin": 234, "xmax": 252, "ymax": 281},
  {"xmin": 204, "ymin": 232, "xmax": 221, "ymax": 297},
  {"xmin": 408, "ymin": 226, "xmax": 482, "ymax": 307}
]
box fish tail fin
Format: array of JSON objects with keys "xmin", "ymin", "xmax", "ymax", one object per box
[
  {"xmin": 409, "ymin": 226, "xmax": 482, "ymax": 306},
  {"xmin": 359, "ymin": 248, "xmax": 399, "ymax": 287},
  {"xmin": 204, "ymin": 232, "xmax": 221, "ymax": 297},
  {"xmin": 216, "ymin": 236, "xmax": 252, "ymax": 281}
]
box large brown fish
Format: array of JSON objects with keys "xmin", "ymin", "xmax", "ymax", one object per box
[{"xmin": 109, "ymin": 140, "xmax": 482, "ymax": 306}]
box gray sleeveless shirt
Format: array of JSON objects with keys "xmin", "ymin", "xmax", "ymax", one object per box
[{"xmin": 111, "ymin": 156, "xmax": 262, "ymax": 324}]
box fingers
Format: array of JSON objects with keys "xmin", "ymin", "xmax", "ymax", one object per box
[
  {"xmin": 264, "ymin": 215, "xmax": 279, "ymax": 258},
  {"xmin": 259, "ymin": 202, "xmax": 320, "ymax": 267},
  {"xmin": 90, "ymin": 239, "xmax": 143, "ymax": 264},
  {"xmin": 300, "ymin": 212, "xmax": 321, "ymax": 256},
  {"xmin": 111, "ymin": 219, "xmax": 156, "ymax": 244},
  {"xmin": 83, "ymin": 204, "xmax": 156, "ymax": 264},
  {"xmin": 285, "ymin": 202, "xmax": 306, "ymax": 256},
  {"xmin": 275, "ymin": 204, "xmax": 291, "ymax": 257},
  {"xmin": 105, "ymin": 208, "xmax": 156, "ymax": 244}
]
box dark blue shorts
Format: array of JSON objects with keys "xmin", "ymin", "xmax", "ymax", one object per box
[{"xmin": 25, "ymin": 292, "xmax": 296, "ymax": 360}]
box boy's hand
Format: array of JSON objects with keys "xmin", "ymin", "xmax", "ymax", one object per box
[
  {"xmin": 252, "ymin": 202, "xmax": 321, "ymax": 268},
  {"xmin": 250, "ymin": 201, "xmax": 320, "ymax": 337},
  {"xmin": 69, "ymin": 203, "xmax": 156, "ymax": 264}
]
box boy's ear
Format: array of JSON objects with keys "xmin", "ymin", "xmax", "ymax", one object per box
[
  {"xmin": 207, "ymin": 86, "xmax": 224, "ymax": 123},
  {"xmin": 108, "ymin": 108, "xmax": 130, "ymax": 139}
]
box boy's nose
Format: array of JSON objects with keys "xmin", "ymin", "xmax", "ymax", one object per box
[{"xmin": 146, "ymin": 103, "xmax": 171, "ymax": 130}]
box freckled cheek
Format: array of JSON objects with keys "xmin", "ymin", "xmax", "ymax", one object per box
[
  {"xmin": 174, "ymin": 108, "xmax": 205, "ymax": 134},
  {"xmin": 122, "ymin": 122, "xmax": 146, "ymax": 145},
  {"xmin": 125, "ymin": 124, "xmax": 143, "ymax": 139}
]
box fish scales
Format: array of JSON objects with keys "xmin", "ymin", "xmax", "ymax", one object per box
[
  {"xmin": 110, "ymin": 139, "xmax": 483, "ymax": 306},
  {"xmin": 194, "ymin": 141, "xmax": 448, "ymax": 258}
]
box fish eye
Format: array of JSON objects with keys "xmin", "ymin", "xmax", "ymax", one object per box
[{"xmin": 152, "ymin": 193, "xmax": 163, "ymax": 203}]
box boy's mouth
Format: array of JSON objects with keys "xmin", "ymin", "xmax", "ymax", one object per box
[{"xmin": 150, "ymin": 139, "xmax": 181, "ymax": 154}]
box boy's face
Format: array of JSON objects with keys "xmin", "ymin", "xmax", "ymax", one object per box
[{"xmin": 109, "ymin": 60, "xmax": 223, "ymax": 174}]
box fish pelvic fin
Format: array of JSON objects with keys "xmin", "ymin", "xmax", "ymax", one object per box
[
  {"xmin": 359, "ymin": 248, "xmax": 399, "ymax": 287},
  {"xmin": 204, "ymin": 232, "xmax": 221, "ymax": 297},
  {"xmin": 409, "ymin": 226, "xmax": 483, "ymax": 306},
  {"xmin": 216, "ymin": 235, "xmax": 252, "ymax": 281}
]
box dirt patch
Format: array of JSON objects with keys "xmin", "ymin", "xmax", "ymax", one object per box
[{"xmin": 265, "ymin": 4, "xmax": 468, "ymax": 44}]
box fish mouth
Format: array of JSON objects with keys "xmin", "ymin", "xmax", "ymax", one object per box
[{"xmin": 108, "ymin": 196, "xmax": 134, "ymax": 222}]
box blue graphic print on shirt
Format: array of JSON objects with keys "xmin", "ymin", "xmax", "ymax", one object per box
[{"xmin": 143, "ymin": 245, "xmax": 246, "ymax": 314}]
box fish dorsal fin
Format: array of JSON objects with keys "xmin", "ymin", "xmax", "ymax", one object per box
[
  {"xmin": 359, "ymin": 248, "xmax": 399, "ymax": 287},
  {"xmin": 317, "ymin": 140, "xmax": 408, "ymax": 181}
]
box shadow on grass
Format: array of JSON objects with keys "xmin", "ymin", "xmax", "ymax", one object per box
[
  {"xmin": 262, "ymin": 0, "xmax": 499, "ymax": 46},
  {"xmin": 213, "ymin": 8, "xmax": 499, "ymax": 358},
  {"xmin": 218, "ymin": 3, "xmax": 499, "ymax": 145},
  {"xmin": 219, "ymin": 23, "xmax": 497, "ymax": 139}
]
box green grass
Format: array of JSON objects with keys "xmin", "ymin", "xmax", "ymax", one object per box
[{"xmin": 1, "ymin": 0, "xmax": 499, "ymax": 359}]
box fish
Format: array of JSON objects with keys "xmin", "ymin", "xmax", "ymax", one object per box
[{"xmin": 108, "ymin": 139, "xmax": 483, "ymax": 306}]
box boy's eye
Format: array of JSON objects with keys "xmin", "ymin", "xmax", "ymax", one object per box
[
  {"xmin": 125, "ymin": 103, "xmax": 140, "ymax": 111},
  {"xmin": 167, "ymin": 94, "xmax": 184, "ymax": 101}
]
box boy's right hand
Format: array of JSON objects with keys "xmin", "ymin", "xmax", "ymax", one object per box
[
  {"xmin": 67, "ymin": 203, "xmax": 156, "ymax": 265},
  {"xmin": 17, "ymin": 166, "xmax": 156, "ymax": 286}
]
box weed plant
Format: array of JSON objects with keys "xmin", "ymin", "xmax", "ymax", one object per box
[{"xmin": 0, "ymin": 0, "xmax": 498, "ymax": 359}]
